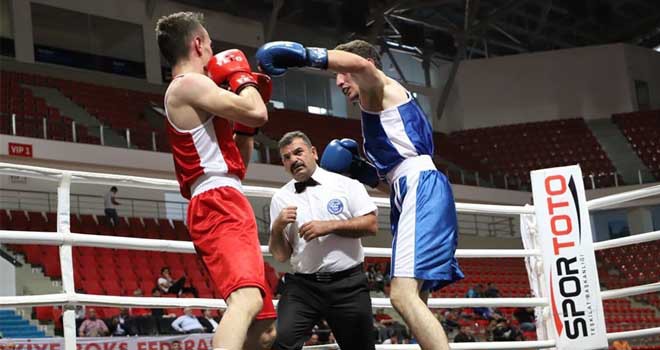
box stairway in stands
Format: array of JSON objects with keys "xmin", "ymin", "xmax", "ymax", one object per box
[
  {"xmin": 25, "ymin": 85, "xmax": 128, "ymax": 147},
  {"xmin": 586, "ymin": 118, "xmax": 653, "ymax": 184},
  {"xmin": 0, "ymin": 309, "xmax": 47, "ymax": 338}
]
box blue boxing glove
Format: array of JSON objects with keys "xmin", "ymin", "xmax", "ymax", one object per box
[
  {"xmin": 321, "ymin": 139, "xmax": 380, "ymax": 188},
  {"xmin": 320, "ymin": 139, "xmax": 354, "ymax": 174},
  {"xmin": 256, "ymin": 41, "xmax": 328, "ymax": 77}
]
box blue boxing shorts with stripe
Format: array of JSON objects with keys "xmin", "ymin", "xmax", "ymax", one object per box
[{"xmin": 389, "ymin": 169, "xmax": 464, "ymax": 291}]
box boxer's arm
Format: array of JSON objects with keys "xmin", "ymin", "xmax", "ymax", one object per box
[
  {"xmin": 175, "ymin": 73, "xmax": 268, "ymax": 128},
  {"xmin": 327, "ymin": 50, "xmax": 386, "ymax": 108},
  {"xmin": 233, "ymin": 134, "xmax": 254, "ymax": 169}
]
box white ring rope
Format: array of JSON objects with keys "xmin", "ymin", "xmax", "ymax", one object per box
[
  {"xmin": 601, "ymin": 282, "xmax": 660, "ymax": 300},
  {"xmin": 1, "ymin": 162, "xmax": 659, "ymax": 347},
  {"xmin": 0, "ymin": 162, "xmax": 534, "ymax": 214},
  {"xmin": 593, "ymin": 229, "xmax": 660, "ymax": 250},
  {"xmin": 0, "ymin": 230, "xmax": 541, "ymax": 258}
]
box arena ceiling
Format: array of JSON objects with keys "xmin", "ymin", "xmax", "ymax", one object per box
[{"xmin": 171, "ymin": 0, "xmax": 660, "ymax": 60}]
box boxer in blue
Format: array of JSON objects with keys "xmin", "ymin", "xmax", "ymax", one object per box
[{"xmin": 256, "ymin": 40, "xmax": 464, "ymax": 350}]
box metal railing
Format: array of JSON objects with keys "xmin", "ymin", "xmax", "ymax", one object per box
[
  {"xmin": 0, "ymin": 189, "xmax": 187, "ymax": 221},
  {"xmin": 3, "ymin": 113, "xmax": 657, "ymax": 191}
]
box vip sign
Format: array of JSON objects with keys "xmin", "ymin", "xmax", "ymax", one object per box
[{"xmin": 531, "ymin": 165, "xmax": 607, "ymax": 349}]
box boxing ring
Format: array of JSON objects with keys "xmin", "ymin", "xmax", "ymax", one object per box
[{"xmin": 0, "ymin": 161, "xmax": 658, "ymax": 350}]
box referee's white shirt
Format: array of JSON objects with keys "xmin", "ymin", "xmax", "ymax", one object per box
[{"xmin": 270, "ymin": 166, "xmax": 378, "ymax": 274}]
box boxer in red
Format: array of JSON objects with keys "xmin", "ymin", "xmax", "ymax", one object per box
[{"xmin": 155, "ymin": 12, "xmax": 275, "ymax": 350}]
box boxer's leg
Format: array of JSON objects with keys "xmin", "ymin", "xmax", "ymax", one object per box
[
  {"xmin": 389, "ymin": 170, "xmax": 462, "ymax": 350},
  {"xmin": 389, "ymin": 277, "xmax": 449, "ymax": 350},
  {"xmin": 213, "ymin": 287, "xmax": 263, "ymax": 349}
]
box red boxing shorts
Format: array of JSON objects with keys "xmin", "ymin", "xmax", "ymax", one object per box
[{"xmin": 187, "ymin": 186, "xmax": 276, "ymax": 320}]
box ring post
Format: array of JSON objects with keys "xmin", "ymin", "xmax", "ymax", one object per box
[
  {"xmin": 530, "ymin": 165, "xmax": 607, "ymax": 349},
  {"xmin": 57, "ymin": 172, "xmax": 76, "ymax": 350}
]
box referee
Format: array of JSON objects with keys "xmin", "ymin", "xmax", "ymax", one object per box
[{"xmin": 269, "ymin": 131, "xmax": 378, "ymax": 350}]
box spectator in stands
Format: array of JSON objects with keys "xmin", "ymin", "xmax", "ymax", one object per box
[
  {"xmin": 374, "ymin": 308, "xmax": 393, "ymax": 324},
  {"xmin": 327, "ymin": 332, "xmax": 336, "ymax": 344},
  {"xmin": 78, "ymin": 308, "xmax": 109, "ymax": 337},
  {"xmin": 441, "ymin": 310, "xmax": 459, "ymax": 333},
  {"xmin": 171, "ymin": 341, "xmax": 181, "ymax": 350},
  {"xmin": 372, "ymin": 265, "xmax": 386, "ymax": 293},
  {"xmin": 453, "ymin": 326, "xmax": 476, "ymax": 342},
  {"xmin": 484, "ymin": 282, "xmax": 500, "ymax": 297},
  {"xmin": 74, "ymin": 305, "xmax": 86, "ymax": 320},
  {"xmin": 104, "ymin": 186, "xmax": 120, "ymax": 226},
  {"xmin": 513, "ymin": 307, "xmax": 536, "ymax": 331},
  {"xmin": 491, "ymin": 319, "xmax": 522, "ymax": 341},
  {"xmin": 466, "ymin": 284, "xmax": 489, "ymax": 318},
  {"xmin": 304, "ymin": 334, "xmax": 320, "ymax": 346},
  {"xmin": 157, "ymin": 267, "xmax": 198, "ymax": 298},
  {"xmin": 466, "ymin": 284, "xmax": 483, "ymax": 298},
  {"xmin": 612, "ymin": 340, "xmax": 632, "ymax": 350},
  {"xmin": 111, "ymin": 308, "xmax": 137, "ymax": 336},
  {"xmin": 198, "ymin": 309, "xmax": 219, "ymax": 332},
  {"xmin": 381, "ymin": 334, "xmax": 399, "ymax": 344},
  {"xmin": 129, "ymin": 288, "xmax": 150, "ymax": 317},
  {"xmin": 171, "ymin": 307, "xmax": 205, "ymax": 334},
  {"xmin": 129, "ymin": 289, "xmax": 156, "ymax": 335},
  {"xmin": 149, "ymin": 288, "xmax": 177, "ymax": 335}
]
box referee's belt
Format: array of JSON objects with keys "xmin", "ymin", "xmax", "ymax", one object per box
[{"xmin": 294, "ymin": 263, "xmax": 363, "ymax": 283}]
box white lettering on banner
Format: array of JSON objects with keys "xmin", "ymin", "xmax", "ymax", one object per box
[
  {"xmin": 531, "ymin": 165, "xmax": 607, "ymax": 349},
  {"xmin": 0, "ymin": 334, "xmax": 212, "ymax": 350},
  {"xmin": 8, "ymin": 142, "xmax": 33, "ymax": 157}
]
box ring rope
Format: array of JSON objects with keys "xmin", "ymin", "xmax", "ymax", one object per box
[{"xmin": 1, "ymin": 163, "xmax": 660, "ymax": 348}]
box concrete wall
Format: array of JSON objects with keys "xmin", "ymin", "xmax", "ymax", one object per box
[
  {"xmin": 442, "ymin": 44, "xmax": 660, "ymax": 131},
  {"xmin": 624, "ymin": 44, "xmax": 660, "ymax": 110},
  {"xmin": 8, "ymin": 0, "xmax": 264, "ymax": 83},
  {"xmin": 0, "ymin": 257, "xmax": 16, "ymax": 297},
  {"xmin": 0, "ymin": 0, "xmax": 12, "ymax": 38}
]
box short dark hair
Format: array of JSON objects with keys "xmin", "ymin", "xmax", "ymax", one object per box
[
  {"xmin": 110, "ymin": 186, "xmax": 118, "ymax": 192},
  {"xmin": 155, "ymin": 12, "xmax": 205, "ymax": 66},
  {"xmin": 334, "ymin": 40, "xmax": 382, "ymax": 70},
  {"xmin": 161, "ymin": 267, "xmax": 169, "ymax": 273},
  {"xmin": 278, "ymin": 131, "xmax": 313, "ymax": 150}
]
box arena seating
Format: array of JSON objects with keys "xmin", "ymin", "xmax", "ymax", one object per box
[
  {"xmin": 0, "ymin": 70, "xmax": 158, "ymax": 149},
  {"xmin": 2, "ymin": 208, "xmax": 280, "ymax": 328},
  {"xmin": 261, "ymin": 109, "xmax": 478, "ymax": 184},
  {"xmin": 447, "ymin": 118, "xmax": 619, "ymax": 188},
  {"xmin": 3, "ymin": 69, "xmax": 638, "ymax": 190},
  {"xmin": 613, "ymin": 110, "xmax": 660, "ymax": 179},
  {"xmin": 0, "ymin": 309, "xmax": 47, "ymax": 338},
  {"xmin": 3, "ymin": 207, "xmax": 659, "ymax": 345},
  {"xmin": 0, "ymin": 71, "xmax": 99, "ymax": 144}
]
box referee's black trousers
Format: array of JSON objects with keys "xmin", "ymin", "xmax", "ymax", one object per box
[{"xmin": 273, "ymin": 266, "xmax": 375, "ymax": 350}]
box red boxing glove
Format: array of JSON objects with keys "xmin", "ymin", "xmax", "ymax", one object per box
[
  {"xmin": 207, "ymin": 49, "xmax": 258, "ymax": 94},
  {"xmin": 253, "ymin": 73, "xmax": 272, "ymax": 103},
  {"xmin": 234, "ymin": 122, "xmax": 258, "ymax": 136}
]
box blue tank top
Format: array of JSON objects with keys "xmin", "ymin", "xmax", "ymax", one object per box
[{"xmin": 360, "ymin": 92, "xmax": 435, "ymax": 177}]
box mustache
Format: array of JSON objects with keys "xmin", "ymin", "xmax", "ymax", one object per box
[{"xmin": 291, "ymin": 161, "xmax": 304, "ymax": 172}]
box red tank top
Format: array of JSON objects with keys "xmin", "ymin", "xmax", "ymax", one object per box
[{"xmin": 164, "ymin": 75, "xmax": 246, "ymax": 199}]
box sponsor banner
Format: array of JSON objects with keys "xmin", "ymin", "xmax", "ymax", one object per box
[
  {"xmin": 0, "ymin": 334, "xmax": 212, "ymax": 350},
  {"xmin": 8, "ymin": 143, "xmax": 33, "ymax": 157},
  {"xmin": 531, "ymin": 165, "xmax": 607, "ymax": 349}
]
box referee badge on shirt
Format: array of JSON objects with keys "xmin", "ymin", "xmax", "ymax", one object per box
[{"xmin": 327, "ymin": 199, "xmax": 344, "ymax": 215}]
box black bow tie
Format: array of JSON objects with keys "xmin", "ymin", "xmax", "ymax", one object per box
[{"xmin": 295, "ymin": 178, "xmax": 319, "ymax": 193}]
